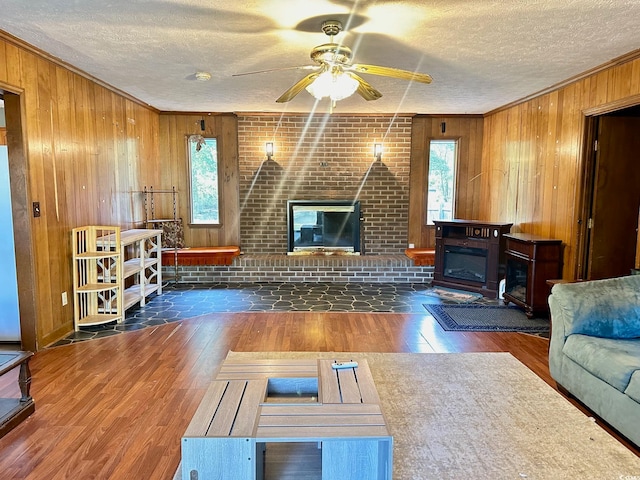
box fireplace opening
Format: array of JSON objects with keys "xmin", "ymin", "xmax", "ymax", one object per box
[
  {"xmin": 287, "ymin": 200, "xmax": 361, "ymax": 254},
  {"xmin": 443, "ymin": 245, "xmax": 487, "ymax": 283},
  {"xmin": 505, "ymin": 257, "xmax": 528, "ymax": 302}
]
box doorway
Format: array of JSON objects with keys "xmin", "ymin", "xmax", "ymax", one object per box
[
  {"xmin": 0, "ymin": 87, "xmax": 38, "ymax": 351},
  {"xmin": 578, "ymin": 104, "xmax": 640, "ymax": 280},
  {"xmin": 0, "ymin": 95, "xmax": 21, "ymax": 342}
]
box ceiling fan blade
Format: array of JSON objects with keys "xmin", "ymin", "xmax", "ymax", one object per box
[
  {"xmin": 349, "ymin": 64, "xmax": 432, "ymax": 84},
  {"xmin": 233, "ymin": 65, "xmax": 319, "ymax": 77},
  {"xmin": 348, "ymin": 73, "xmax": 383, "ymax": 101},
  {"xmin": 276, "ymin": 72, "xmax": 320, "ymax": 103}
]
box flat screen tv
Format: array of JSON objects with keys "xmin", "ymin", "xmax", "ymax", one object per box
[{"xmin": 287, "ymin": 200, "xmax": 361, "ymax": 254}]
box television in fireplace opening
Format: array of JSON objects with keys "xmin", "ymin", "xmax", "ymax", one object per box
[{"xmin": 287, "ymin": 200, "xmax": 361, "ymax": 254}]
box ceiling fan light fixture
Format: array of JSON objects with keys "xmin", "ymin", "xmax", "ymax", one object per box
[
  {"xmin": 247, "ymin": 18, "xmax": 429, "ymax": 105},
  {"xmin": 305, "ymin": 71, "xmax": 359, "ymax": 101}
]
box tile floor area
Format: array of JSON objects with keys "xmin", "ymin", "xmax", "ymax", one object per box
[{"xmin": 52, "ymin": 282, "xmax": 498, "ymax": 347}]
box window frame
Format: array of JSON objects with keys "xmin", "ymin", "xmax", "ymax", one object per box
[
  {"xmin": 187, "ymin": 135, "xmax": 221, "ymax": 226},
  {"xmin": 425, "ymin": 138, "xmax": 459, "ymax": 225}
]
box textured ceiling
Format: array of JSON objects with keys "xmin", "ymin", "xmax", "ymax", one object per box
[{"xmin": 1, "ymin": 0, "xmax": 639, "ymax": 114}]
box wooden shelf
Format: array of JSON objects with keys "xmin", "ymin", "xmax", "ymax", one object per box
[
  {"xmin": 123, "ymin": 259, "xmax": 143, "ymax": 277},
  {"xmin": 123, "ymin": 283, "xmax": 161, "ymax": 310},
  {"xmin": 121, "ymin": 228, "xmax": 162, "ymax": 245},
  {"xmin": 76, "ymin": 283, "xmax": 118, "ymax": 293},
  {"xmin": 72, "ymin": 226, "xmax": 163, "ymax": 331},
  {"xmin": 145, "ymin": 283, "xmax": 161, "ymax": 296},
  {"xmin": 122, "ymin": 257, "xmax": 158, "ymax": 277},
  {"xmin": 123, "ymin": 287, "xmax": 142, "ymax": 310},
  {"xmin": 74, "ymin": 252, "xmax": 119, "ymax": 259},
  {"xmin": 120, "ymin": 229, "xmax": 163, "ymax": 312},
  {"xmin": 72, "ymin": 226, "xmax": 122, "ymax": 330},
  {"xmin": 76, "ymin": 313, "xmax": 122, "ymax": 327}
]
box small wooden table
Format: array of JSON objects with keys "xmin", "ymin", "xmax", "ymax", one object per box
[
  {"xmin": 0, "ymin": 351, "xmax": 35, "ymax": 439},
  {"xmin": 181, "ymin": 357, "xmax": 393, "ymax": 480}
]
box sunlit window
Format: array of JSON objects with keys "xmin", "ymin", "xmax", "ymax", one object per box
[
  {"xmin": 426, "ymin": 139, "xmax": 457, "ymax": 225},
  {"xmin": 188, "ymin": 137, "xmax": 220, "ymax": 224}
]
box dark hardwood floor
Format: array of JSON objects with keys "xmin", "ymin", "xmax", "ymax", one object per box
[{"xmin": 0, "ymin": 311, "xmax": 636, "ymax": 479}]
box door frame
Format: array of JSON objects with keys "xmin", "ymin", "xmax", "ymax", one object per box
[
  {"xmin": 575, "ymin": 94, "xmax": 640, "ymax": 280},
  {"xmin": 1, "ymin": 83, "xmax": 38, "ymax": 351}
]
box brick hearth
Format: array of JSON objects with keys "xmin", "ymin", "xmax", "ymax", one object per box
[{"xmin": 163, "ymin": 254, "xmax": 434, "ymax": 283}]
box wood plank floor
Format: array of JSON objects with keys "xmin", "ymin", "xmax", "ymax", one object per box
[{"xmin": 0, "ymin": 311, "xmax": 636, "ymax": 479}]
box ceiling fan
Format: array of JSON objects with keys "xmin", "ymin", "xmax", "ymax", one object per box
[{"xmin": 234, "ymin": 20, "xmax": 432, "ymax": 104}]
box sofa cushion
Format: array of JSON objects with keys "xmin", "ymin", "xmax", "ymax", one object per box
[
  {"xmin": 551, "ymin": 275, "xmax": 640, "ymax": 338},
  {"xmin": 626, "ymin": 370, "xmax": 640, "ymax": 404},
  {"xmin": 563, "ymin": 334, "xmax": 640, "ymax": 392}
]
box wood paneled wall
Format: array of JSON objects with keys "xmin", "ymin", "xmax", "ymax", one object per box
[
  {"xmin": 481, "ymin": 55, "xmax": 640, "ymax": 280},
  {"xmin": 157, "ymin": 113, "xmax": 240, "ymax": 247},
  {"xmin": 0, "ymin": 34, "xmax": 160, "ymax": 348},
  {"xmin": 0, "ymin": 127, "xmax": 6, "ymax": 145},
  {"xmin": 408, "ymin": 116, "xmax": 484, "ymax": 248},
  {"xmin": 3, "ymin": 24, "xmax": 639, "ymax": 347}
]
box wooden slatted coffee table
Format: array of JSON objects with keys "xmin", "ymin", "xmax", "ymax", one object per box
[{"xmin": 181, "ymin": 357, "xmax": 393, "ymax": 480}]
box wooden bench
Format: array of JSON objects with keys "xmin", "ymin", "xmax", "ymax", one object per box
[
  {"xmin": 161, "ymin": 246, "xmax": 240, "ymax": 266},
  {"xmin": 181, "ymin": 358, "xmax": 393, "ymax": 480},
  {"xmin": 404, "ymin": 247, "xmax": 435, "ymax": 266}
]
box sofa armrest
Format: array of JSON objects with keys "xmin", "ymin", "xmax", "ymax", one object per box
[
  {"xmin": 549, "ymin": 275, "xmax": 640, "ymax": 339},
  {"xmin": 548, "ymin": 293, "xmax": 569, "ymax": 379}
]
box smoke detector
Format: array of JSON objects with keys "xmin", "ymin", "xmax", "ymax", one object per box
[{"xmin": 195, "ymin": 71, "xmax": 212, "ymax": 81}]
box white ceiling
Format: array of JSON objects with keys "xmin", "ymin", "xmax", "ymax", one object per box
[{"xmin": 1, "ymin": 0, "xmax": 639, "ymax": 114}]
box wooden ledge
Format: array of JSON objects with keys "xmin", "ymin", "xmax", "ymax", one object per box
[
  {"xmin": 404, "ymin": 248, "xmax": 435, "ymax": 266},
  {"xmin": 161, "ymin": 246, "xmax": 240, "ymax": 266}
]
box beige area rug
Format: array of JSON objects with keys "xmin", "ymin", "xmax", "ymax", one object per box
[{"xmin": 216, "ymin": 351, "xmax": 640, "ymax": 479}]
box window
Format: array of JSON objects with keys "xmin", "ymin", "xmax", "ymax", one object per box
[
  {"xmin": 188, "ymin": 136, "xmax": 220, "ymax": 224},
  {"xmin": 426, "ymin": 139, "xmax": 457, "ymax": 225}
]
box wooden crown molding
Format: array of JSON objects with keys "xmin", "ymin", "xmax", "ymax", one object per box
[
  {"xmin": 233, "ymin": 111, "xmax": 416, "ymax": 117},
  {"xmin": 485, "ymin": 48, "xmax": 640, "ymax": 116},
  {"xmin": 413, "ymin": 114, "xmax": 483, "ymax": 119},
  {"xmin": 582, "ymin": 93, "xmax": 640, "ymax": 116},
  {"xmin": 158, "ymin": 111, "xmax": 237, "ymax": 117}
]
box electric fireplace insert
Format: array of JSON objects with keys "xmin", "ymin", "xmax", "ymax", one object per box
[
  {"xmin": 443, "ymin": 245, "xmax": 488, "ymax": 283},
  {"xmin": 433, "ymin": 220, "xmax": 512, "ymax": 297}
]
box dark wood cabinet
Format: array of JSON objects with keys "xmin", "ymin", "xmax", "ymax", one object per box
[
  {"xmin": 503, "ymin": 233, "xmax": 563, "ymax": 318},
  {"xmin": 433, "ymin": 220, "xmax": 512, "ymax": 298}
]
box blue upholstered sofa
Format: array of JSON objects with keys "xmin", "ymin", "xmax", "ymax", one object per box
[{"xmin": 548, "ymin": 275, "xmax": 640, "ymax": 447}]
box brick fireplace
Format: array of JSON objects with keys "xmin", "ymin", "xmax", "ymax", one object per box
[
  {"xmin": 237, "ymin": 113, "xmax": 413, "ymax": 255},
  {"xmin": 166, "ymin": 113, "xmax": 434, "ymax": 283}
]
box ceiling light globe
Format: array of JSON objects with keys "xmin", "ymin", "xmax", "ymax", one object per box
[
  {"xmin": 306, "ymin": 71, "xmax": 334, "ymax": 99},
  {"xmin": 329, "ymin": 73, "xmax": 359, "ymax": 101},
  {"xmin": 306, "ymin": 71, "xmax": 358, "ymax": 101}
]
